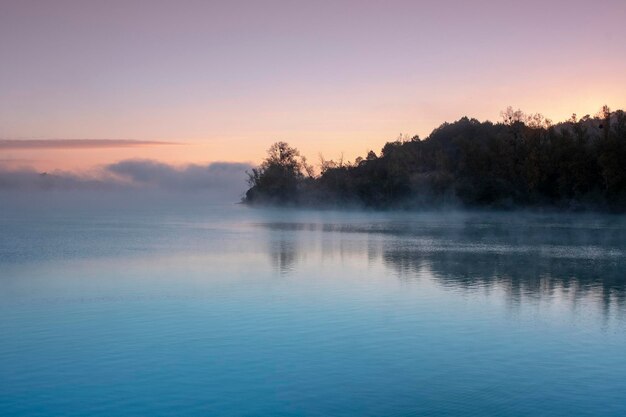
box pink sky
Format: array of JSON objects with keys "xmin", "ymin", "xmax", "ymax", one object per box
[{"xmin": 1, "ymin": 0, "xmax": 625, "ymax": 171}]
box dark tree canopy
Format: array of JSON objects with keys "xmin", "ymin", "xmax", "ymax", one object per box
[
  {"xmin": 245, "ymin": 142, "xmax": 312, "ymax": 204},
  {"xmin": 244, "ymin": 107, "xmax": 626, "ymax": 211}
]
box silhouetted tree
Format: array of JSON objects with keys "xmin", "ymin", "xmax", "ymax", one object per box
[
  {"xmin": 245, "ymin": 142, "xmax": 308, "ymax": 204},
  {"xmin": 244, "ymin": 106, "xmax": 626, "ymax": 211}
]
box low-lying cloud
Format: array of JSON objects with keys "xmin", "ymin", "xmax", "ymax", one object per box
[
  {"xmin": 0, "ymin": 160, "xmax": 253, "ymax": 203},
  {"xmin": 107, "ymin": 160, "xmax": 251, "ymax": 191}
]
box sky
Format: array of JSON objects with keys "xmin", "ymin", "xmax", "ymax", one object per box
[{"xmin": 1, "ymin": 0, "xmax": 625, "ymax": 172}]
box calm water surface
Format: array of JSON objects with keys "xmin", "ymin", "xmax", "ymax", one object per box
[{"xmin": 1, "ymin": 202, "xmax": 625, "ymax": 416}]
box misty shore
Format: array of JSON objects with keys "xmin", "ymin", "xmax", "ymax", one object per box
[{"xmin": 244, "ymin": 108, "xmax": 626, "ymax": 213}]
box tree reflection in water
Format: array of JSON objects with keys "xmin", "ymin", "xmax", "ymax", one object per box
[{"xmin": 259, "ymin": 212, "xmax": 626, "ymax": 314}]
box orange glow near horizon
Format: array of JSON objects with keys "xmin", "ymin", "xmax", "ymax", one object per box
[
  {"xmin": 3, "ymin": 97, "xmax": 624, "ymax": 173},
  {"xmin": 1, "ymin": 1, "xmax": 625, "ymax": 172}
]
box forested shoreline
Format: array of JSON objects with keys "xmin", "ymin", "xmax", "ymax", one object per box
[{"xmin": 244, "ymin": 106, "xmax": 626, "ymax": 211}]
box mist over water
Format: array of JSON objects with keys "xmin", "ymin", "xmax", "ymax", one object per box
[{"xmin": 1, "ymin": 200, "xmax": 625, "ymax": 416}]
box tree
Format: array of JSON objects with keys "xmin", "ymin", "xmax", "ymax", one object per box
[
  {"xmin": 245, "ymin": 142, "xmax": 307, "ymax": 204},
  {"xmin": 244, "ymin": 106, "xmax": 626, "ymax": 211}
]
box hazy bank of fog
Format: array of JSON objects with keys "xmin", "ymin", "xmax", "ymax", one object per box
[{"xmin": 0, "ymin": 160, "xmax": 252, "ymax": 210}]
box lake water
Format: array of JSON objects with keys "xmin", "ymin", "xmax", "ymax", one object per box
[{"xmin": 1, "ymin": 202, "xmax": 625, "ymax": 416}]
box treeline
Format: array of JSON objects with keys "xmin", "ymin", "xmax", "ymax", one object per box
[{"xmin": 244, "ymin": 106, "xmax": 626, "ymax": 211}]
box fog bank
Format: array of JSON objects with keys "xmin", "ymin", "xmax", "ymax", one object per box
[{"xmin": 0, "ymin": 160, "xmax": 252, "ymax": 209}]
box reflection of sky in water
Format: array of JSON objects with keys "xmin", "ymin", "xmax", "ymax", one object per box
[{"xmin": 1, "ymin": 205, "xmax": 625, "ymax": 416}]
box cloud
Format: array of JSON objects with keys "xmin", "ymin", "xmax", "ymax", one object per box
[
  {"xmin": 0, "ymin": 169, "xmax": 116, "ymax": 191},
  {"xmin": 0, "ymin": 160, "xmax": 253, "ymax": 201},
  {"xmin": 106, "ymin": 159, "xmax": 252, "ymax": 192},
  {"xmin": 0, "ymin": 139, "xmax": 178, "ymax": 150}
]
